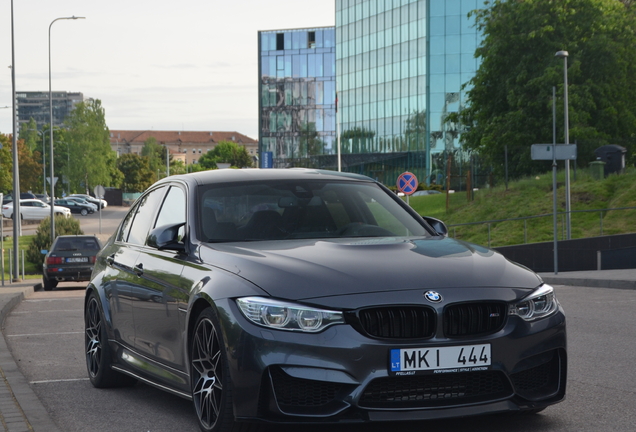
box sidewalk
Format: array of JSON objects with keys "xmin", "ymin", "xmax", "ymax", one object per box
[
  {"xmin": 0, "ymin": 270, "xmax": 635, "ymax": 431},
  {"xmin": 539, "ymin": 268, "xmax": 636, "ymax": 290},
  {"xmin": 0, "ymin": 280, "xmax": 62, "ymax": 432}
]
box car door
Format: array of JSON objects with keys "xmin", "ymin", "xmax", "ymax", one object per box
[
  {"xmin": 130, "ymin": 185, "xmax": 188, "ymax": 371},
  {"xmin": 32, "ymin": 200, "xmax": 48, "ymax": 219},
  {"xmin": 103, "ymin": 187, "xmax": 167, "ymax": 348},
  {"xmin": 18, "ymin": 201, "xmax": 32, "ymax": 219}
]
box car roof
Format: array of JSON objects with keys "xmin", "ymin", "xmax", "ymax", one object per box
[{"xmin": 157, "ymin": 168, "xmax": 375, "ymax": 188}]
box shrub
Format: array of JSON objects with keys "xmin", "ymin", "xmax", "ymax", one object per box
[{"xmin": 27, "ymin": 216, "xmax": 83, "ymax": 272}]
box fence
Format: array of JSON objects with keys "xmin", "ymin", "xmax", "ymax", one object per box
[{"xmin": 448, "ymin": 206, "xmax": 636, "ymax": 248}]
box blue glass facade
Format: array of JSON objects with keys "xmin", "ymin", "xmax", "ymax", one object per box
[
  {"xmin": 258, "ymin": 1, "xmax": 481, "ymax": 184},
  {"xmin": 258, "ymin": 28, "xmax": 337, "ymax": 168}
]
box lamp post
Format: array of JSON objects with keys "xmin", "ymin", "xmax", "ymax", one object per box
[
  {"xmin": 555, "ymin": 50, "xmax": 571, "ymax": 240},
  {"xmin": 11, "ymin": 0, "xmax": 22, "ymax": 281},
  {"xmin": 49, "ymin": 15, "xmax": 85, "ymax": 243}
]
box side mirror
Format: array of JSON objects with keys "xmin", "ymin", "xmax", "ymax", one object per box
[
  {"xmin": 422, "ymin": 216, "xmax": 448, "ymax": 237},
  {"xmin": 146, "ymin": 223, "xmax": 186, "ymax": 252}
]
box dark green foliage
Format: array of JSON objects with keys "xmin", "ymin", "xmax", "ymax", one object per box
[
  {"xmin": 199, "ymin": 141, "xmax": 253, "ymax": 169},
  {"xmin": 456, "ymin": 0, "xmax": 636, "ymax": 179},
  {"xmin": 117, "ymin": 153, "xmax": 154, "ymax": 192},
  {"xmin": 64, "ymin": 99, "xmax": 121, "ymax": 193},
  {"xmin": 27, "ymin": 216, "xmax": 83, "ymax": 271}
]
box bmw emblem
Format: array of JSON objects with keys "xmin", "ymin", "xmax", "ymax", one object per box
[{"xmin": 424, "ymin": 290, "xmax": 442, "ymax": 303}]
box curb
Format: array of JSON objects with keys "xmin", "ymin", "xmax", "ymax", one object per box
[
  {"xmin": 541, "ymin": 276, "xmax": 636, "ymax": 290},
  {"xmin": 0, "ymin": 285, "xmax": 63, "ymax": 432}
]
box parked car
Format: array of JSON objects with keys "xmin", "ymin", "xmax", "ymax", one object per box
[
  {"xmin": 69, "ymin": 194, "xmax": 107, "ymax": 209},
  {"xmin": 411, "ymin": 190, "xmax": 442, "ymax": 196},
  {"xmin": 1, "ymin": 199, "xmax": 71, "ymax": 220},
  {"xmin": 85, "ymin": 169, "xmax": 566, "ymax": 432},
  {"xmin": 34, "ymin": 193, "xmax": 50, "ymax": 203},
  {"xmin": 65, "ymin": 197, "xmax": 98, "ymax": 212},
  {"xmin": 54, "ymin": 199, "xmax": 94, "ymax": 216},
  {"xmin": 2, "ymin": 192, "xmax": 38, "ymax": 205},
  {"xmin": 43, "ymin": 235, "xmax": 102, "ymax": 291}
]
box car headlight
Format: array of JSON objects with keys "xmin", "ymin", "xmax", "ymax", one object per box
[
  {"xmin": 236, "ymin": 297, "xmax": 345, "ymax": 332},
  {"xmin": 509, "ymin": 284, "xmax": 559, "ymax": 322}
]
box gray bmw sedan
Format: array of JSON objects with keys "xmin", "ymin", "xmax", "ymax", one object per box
[{"xmin": 85, "ymin": 168, "xmax": 566, "ymax": 432}]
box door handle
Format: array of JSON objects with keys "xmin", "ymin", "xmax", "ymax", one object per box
[{"xmin": 134, "ymin": 263, "xmax": 144, "ymax": 277}]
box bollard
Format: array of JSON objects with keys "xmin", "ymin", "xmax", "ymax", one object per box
[{"xmin": 9, "ymin": 248, "xmax": 12, "ymax": 284}]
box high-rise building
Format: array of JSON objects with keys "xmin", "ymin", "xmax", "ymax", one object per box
[
  {"xmin": 258, "ymin": 0, "xmax": 482, "ymax": 185},
  {"xmin": 258, "ymin": 27, "xmax": 337, "ymax": 168},
  {"xmin": 16, "ymin": 91, "xmax": 84, "ymax": 131}
]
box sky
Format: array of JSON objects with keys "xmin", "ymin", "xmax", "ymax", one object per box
[{"xmin": 0, "ymin": 0, "xmax": 335, "ymax": 140}]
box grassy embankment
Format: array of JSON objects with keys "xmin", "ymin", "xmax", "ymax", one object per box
[
  {"xmin": 408, "ymin": 167, "xmax": 636, "ymax": 248},
  {"xmin": 3, "ymin": 168, "xmax": 636, "ymax": 278}
]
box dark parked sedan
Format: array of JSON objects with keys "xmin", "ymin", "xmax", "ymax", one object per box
[
  {"xmin": 43, "ymin": 235, "xmax": 102, "ymax": 291},
  {"xmin": 54, "ymin": 198, "xmax": 94, "ymax": 215},
  {"xmin": 85, "ymin": 169, "xmax": 566, "ymax": 432}
]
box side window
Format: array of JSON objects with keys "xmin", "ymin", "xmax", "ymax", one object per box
[
  {"xmin": 126, "ymin": 186, "xmax": 167, "ymax": 245},
  {"xmin": 154, "ymin": 186, "xmax": 186, "ymax": 241},
  {"xmin": 117, "ymin": 204, "xmax": 137, "ymax": 242}
]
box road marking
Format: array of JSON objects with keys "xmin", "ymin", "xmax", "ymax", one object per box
[
  {"xmin": 6, "ymin": 331, "xmax": 83, "ymax": 337},
  {"xmin": 30, "ymin": 378, "xmax": 90, "ymax": 384},
  {"xmin": 12, "ymin": 310, "xmax": 82, "ymax": 314}
]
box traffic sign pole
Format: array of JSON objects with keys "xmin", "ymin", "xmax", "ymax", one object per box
[{"xmin": 397, "ymin": 172, "xmax": 418, "ymax": 207}]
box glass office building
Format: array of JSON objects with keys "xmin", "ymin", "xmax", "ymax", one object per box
[
  {"xmin": 258, "ymin": 1, "xmax": 481, "ymax": 185},
  {"xmin": 258, "ymin": 27, "xmax": 337, "ymax": 168}
]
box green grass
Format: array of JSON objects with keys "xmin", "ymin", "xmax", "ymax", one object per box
[
  {"xmin": 408, "ymin": 167, "xmax": 636, "ymax": 247},
  {"xmin": 5, "ymin": 169, "xmax": 636, "ymax": 277},
  {"xmin": 1, "ymin": 234, "xmax": 40, "ymax": 279}
]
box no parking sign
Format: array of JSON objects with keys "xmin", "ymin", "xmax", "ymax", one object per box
[{"xmin": 397, "ymin": 172, "xmax": 418, "ymax": 195}]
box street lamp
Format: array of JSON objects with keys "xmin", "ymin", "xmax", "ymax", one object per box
[
  {"xmin": 49, "ymin": 15, "xmax": 85, "ymax": 243},
  {"xmin": 555, "ymin": 50, "xmax": 571, "ymax": 240},
  {"xmin": 11, "ymin": 0, "xmax": 21, "ymax": 281}
]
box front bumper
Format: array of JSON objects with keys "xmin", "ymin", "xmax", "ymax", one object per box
[{"xmin": 219, "ymin": 298, "xmax": 567, "ymax": 423}]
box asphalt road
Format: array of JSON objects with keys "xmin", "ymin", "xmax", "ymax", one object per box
[
  {"xmin": 2, "ymin": 284, "xmax": 636, "ymax": 432},
  {"xmin": 13, "ymin": 206, "xmax": 126, "ymax": 244},
  {"xmin": 4, "ymin": 207, "xmax": 636, "ymax": 431}
]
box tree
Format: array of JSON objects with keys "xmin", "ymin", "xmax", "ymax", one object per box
[
  {"xmin": 117, "ymin": 153, "xmax": 154, "ymax": 192},
  {"xmin": 17, "ymin": 139, "xmax": 43, "ymax": 193},
  {"xmin": 169, "ymin": 159, "xmax": 188, "ymax": 175},
  {"xmin": 19, "ymin": 118, "xmax": 40, "ymax": 153},
  {"xmin": 141, "ymin": 137, "xmax": 164, "ymax": 180},
  {"xmin": 64, "ymin": 99, "xmax": 120, "ymax": 193},
  {"xmin": 0, "ymin": 134, "xmax": 11, "ymax": 193},
  {"xmin": 454, "ymin": 0, "xmax": 636, "ymax": 179},
  {"xmin": 199, "ymin": 141, "xmax": 253, "ymax": 169},
  {"xmin": 27, "ymin": 216, "xmax": 83, "ymax": 270}
]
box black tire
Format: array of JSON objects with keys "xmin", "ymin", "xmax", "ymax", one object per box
[
  {"xmin": 191, "ymin": 308, "xmax": 257, "ymax": 432},
  {"xmin": 81, "ymin": 208, "xmax": 88, "ymax": 216},
  {"xmin": 43, "ymin": 277, "xmax": 57, "ymax": 291},
  {"xmin": 85, "ymin": 292, "xmax": 137, "ymax": 388}
]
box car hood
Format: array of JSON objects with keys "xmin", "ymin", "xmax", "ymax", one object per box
[{"xmin": 198, "ymin": 237, "xmax": 542, "ymax": 300}]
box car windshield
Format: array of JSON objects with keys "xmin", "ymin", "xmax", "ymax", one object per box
[
  {"xmin": 54, "ymin": 238, "xmax": 100, "ymax": 251},
  {"xmin": 197, "ymin": 180, "xmax": 430, "ymax": 242}
]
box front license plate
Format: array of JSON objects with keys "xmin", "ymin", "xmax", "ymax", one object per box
[
  {"xmin": 390, "ymin": 344, "xmax": 491, "ymax": 374},
  {"xmin": 66, "ymin": 257, "xmax": 88, "ymax": 263}
]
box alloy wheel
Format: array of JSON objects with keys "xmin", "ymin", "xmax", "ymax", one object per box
[
  {"xmin": 192, "ymin": 316, "xmax": 224, "ymax": 430},
  {"xmin": 85, "ymin": 297, "xmax": 102, "ymax": 378}
]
